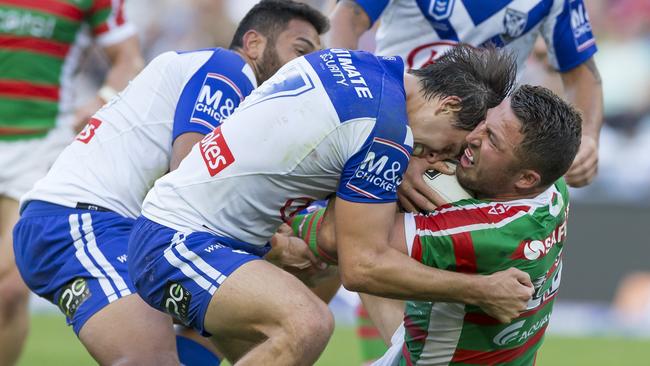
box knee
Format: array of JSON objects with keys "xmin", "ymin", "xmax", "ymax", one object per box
[
  {"xmin": 282, "ymin": 296, "xmax": 334, "ymax": 343},
  {"xmin": 0, "ymin": 272, "xmax": 30, "ymax": 317}
]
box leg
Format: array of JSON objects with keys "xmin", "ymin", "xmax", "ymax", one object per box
[
  {"xmin": 176, "ymin": 325, "xmax": 222, "ymax": 365},
  {"xmin": 0, "ymin": 196, "xmax": 29, "ymax": 366},
  {"xmin": 205, "ymin": 260, "xmax": 334, "ymax": 365},
  {"xmin": 79, "ymin": 294, "xmax": 178, "ymax": 366}
]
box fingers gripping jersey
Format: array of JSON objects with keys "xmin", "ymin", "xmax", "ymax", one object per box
[
  {"xmin": 22, "ymin": 48, "xmax": 256, "ymax": 218},
  {"xmin": 399, "ymin": 179, "xmax": 569, "ymax": 366},
  {"xmin": 142, "ymin": 49, "xmax": 413, "ymax": 246},
  {"xmin": 355, "ymin": 0, "xmax": 597, "ymax": 71}
]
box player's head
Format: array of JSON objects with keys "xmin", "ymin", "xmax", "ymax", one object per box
[
  {"xmin": 229, "ymin": 0, "xmax": 329, "ymax": 84},
  {"xmin": 406, "ymin": 45, "xmax": 516, "ymax": 163},
  {"xmin": 456, "ymin": 85, "xmax": 582, "ymax": 199}
]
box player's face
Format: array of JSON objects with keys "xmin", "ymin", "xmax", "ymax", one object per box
[
  {"xmin": 407, "ymin": 97, "xmax": 468, "ymax": 163},
  {"xmin": 456, "ymin": 98, "xmax": 525, "ymax": 198},
  {"xmin": 256, "ymin": 19, "xmax": 320, "ymax": 83}
]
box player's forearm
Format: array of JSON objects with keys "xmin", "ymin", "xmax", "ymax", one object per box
[
  {"xmin": 339, "ymin": 244, "xmax": 484, "ymax": 305},
  {"xmin": 561, "ymin": 58, "xmax": 604, "ymax": 139},
  {"xmin": 326, "ymin": 0, "xmax": 369, "ymax": 49},
  {"xmin": 101, "ymin": 36, "xmax": 144, "ymax": 99}
]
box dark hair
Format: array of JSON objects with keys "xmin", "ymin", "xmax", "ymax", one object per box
[
  {"xmin": 229, "ymin": 0, "xmax": 329, "ymax": 49},
  {"xmin": 510, "ymin": 84, "xmax": 582, "ymax": 186},
  {"xmin": 410, "ymin": 45, "xmax": 516, "ymax": 131}
]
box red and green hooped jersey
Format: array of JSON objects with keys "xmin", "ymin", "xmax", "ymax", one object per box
[
  {"xmin": 0, "ymin": 0, "xmax": 135, "ymax": 140},
  {"xmin": 400, "ymin": 179, "xmax": 569, "ymax": 366}
]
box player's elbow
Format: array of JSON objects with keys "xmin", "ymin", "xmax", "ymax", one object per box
[{"xmin": 339, "ymin": 256, "xmax": 377, "ymax": 292}]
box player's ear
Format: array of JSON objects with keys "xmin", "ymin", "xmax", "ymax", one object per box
[
  {"xmin": 241, "ymin": 30, "xmax": 267, "ymax": 60},
  {"xmin": 436, "ymin": 95, "xmax": 462, "ymax": 115},
  {"xmin": 514, "ymin": 169, "xmax": 541, "ymax": 191}
]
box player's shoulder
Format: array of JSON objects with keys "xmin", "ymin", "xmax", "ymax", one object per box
[{"xmin": 304, "ymin": 48, "xmax": 407, "ymax": 124}]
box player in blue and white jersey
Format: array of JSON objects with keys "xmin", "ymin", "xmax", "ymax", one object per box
[
  {"xmin": 128, "ymin": 46, "xmax": 535, "ymax": 365},
  {"xmin": 329, "ymin": 0, "xmax": 603, "ymax": 199},
  {"xmin": 12, "ymin": 1, "xmax": 327, "ymax": 364}
]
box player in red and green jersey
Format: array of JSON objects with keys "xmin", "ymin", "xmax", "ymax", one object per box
[
  {"xmin": 0, "ymin": 1, "xmax": 142, "ymax": 364},
  {"xmin": 290, "ymin": 84, "xmax": 582, "ymax": 365}
]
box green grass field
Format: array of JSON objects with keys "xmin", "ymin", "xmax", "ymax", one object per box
[{"xmin": 18, "ymin": 313, "xmax": 650, "ymax": 365}]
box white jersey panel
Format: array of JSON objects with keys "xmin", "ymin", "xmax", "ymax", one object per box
[
  {"xmin": 142, "ymin": 59, "xmax": 376, "ymax": 244},
  {"xmin": 24, "ymin": 51, "xmax": 215, "ymax": 218},
  {"xmin": 142, "ymin": 50, "xmax": 413, "ymax": 246}
]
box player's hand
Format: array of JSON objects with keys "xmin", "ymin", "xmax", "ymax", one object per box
[
  {"xmin": 73, "ymin": 97, "xmax": 104, "ymax": 133},
  {"xmin": 565, "ymin": 135, "xmax": 598, "ymax": 187},
  {"xmin": 398, "ymin": 156, "xmax": 450, "ymax": 212},
  {"xmin": 266, "ymin": 224, "xmax": 327, "ymax": 271},
  {"xmin": 476, "ymin": 268, "xmax": 534, "ymax": 323}
]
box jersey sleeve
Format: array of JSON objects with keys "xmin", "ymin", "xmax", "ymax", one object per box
[
  {"xmin": 405, "ymin": 213, "xmax": 468, "ymax": 272},
  {"xmin": 172, "ymin": 49, "xmax": 257, "ymax": 142},
  {"xmin": 88, "ymin": 0, "xmax": 137, "ymax": 47},
  {"xmin": 351, "ymin": 0, "xmax": 391, "ymax": 27},
  {"xmin": 540, "ymin": 0, "xmax": 597, "ymax": 72},
  {"xmin": 337, "ymin": 124, "xmax": 412, "ymax": 203}
]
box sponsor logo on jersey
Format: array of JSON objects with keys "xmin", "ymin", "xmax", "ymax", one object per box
[
  {"xmin": 57, "ymin": 278, "xmax": 91, "ymax": 319},
  {"xmin": 493, "ymin": 313, "xmax": 550, "ymax": 346},
  {"xmin": 76, "ymin": 118, "xmax": 102, "ymax": 144},
  {"xmin": 320, "ymin": 49, "xmax": 373, "ymax": 99},
  {"xmin": 347, "ymin": 137, "xmax": 410, "ymax": 199},
  {"xmin": 199, "ymin": 126, "xmax": 235, "ymax": 177},
  {"xmin": 427, "ymin": 0, "xmax": 455, "ymax": 21},
  {"xmin": 569, "ymin": 0, "xmax": 595, "ymax": 51},
  {"xmin": 503, "ymin": 8, "xmax": 528, "ymax": 39},
  {"xmin": 406, "ymin": 41, "xmax": 459, "ymax": 69},
  {"xmin": 512, "ymin": 214, "xmax": 568, "ymax": 261},
  {"xmin": 161, "ymin": 281, "xmax": 192, "ymax": 324},
  {"xmin": 191, "ymin": 73, "xmax": 243, "ymax": 130},
  {"xmin": 0, "ymin": 9, "xmax": 56, "ymax": 38}
]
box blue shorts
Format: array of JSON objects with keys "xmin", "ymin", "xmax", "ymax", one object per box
[
  {"xmin": 13, "ymin": 201, "xmax": 136, "ymax": 335},
  {"xmin": 127, "ymin": 216, "xmax": 268, "ymax": 336}
]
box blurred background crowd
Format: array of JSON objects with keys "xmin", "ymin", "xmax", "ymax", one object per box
[{"xmin": 44, "ymin": 0, "xmax": 650, "ymax": 346}]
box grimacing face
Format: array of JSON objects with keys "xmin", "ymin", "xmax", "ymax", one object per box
[
  {"xmin": 256, "ymin": 18, "xmax": 320, "ymax": 83},
  {"xmin": 456, "ymin": 98, "xmax": 525, "ymax": 199}
]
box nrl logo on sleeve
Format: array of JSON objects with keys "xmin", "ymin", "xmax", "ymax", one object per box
[
  {"xmin": 191, "ymin": 73, "xmax": 244, "ymax": 130},
  {"xmin": 76, "ymin": 118, "xmax": 102, "ymax": 144},
  {"xmin": 199, "ymin": 126, "xmax": 235, "ymax": 177},
  {"xmin": 427, "ymin": 0, "xmax": 456, "ymax": 21}
]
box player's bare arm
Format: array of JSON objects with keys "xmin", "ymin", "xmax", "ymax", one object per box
[
  {"xmin": 326, "ymin": 0, "xmax": 370, "ymax": 49},
  {"xmin": 74, "ymin": 36, "xmax": 144, "ymax": 132},
  {"xmin": 332, "ymin": 198, "xmax": 532, "ymax": 323},
  {"xmin": 561, "ymin": 56, "xmax": 603, "ymax": 187}
]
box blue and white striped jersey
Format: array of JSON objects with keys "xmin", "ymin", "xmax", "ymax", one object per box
[
  {"xmin": 356, "ymin": 0, "xmax": 597, "ymax": 72},
  {"xmin": 23, "ymin": 48, "xmax": 257, "ymax": 218},
  {"xmin": 141, "ymin": 49, "xmax": 414, "ymax": 246}
]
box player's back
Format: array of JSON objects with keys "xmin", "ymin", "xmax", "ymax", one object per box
[
  {"xmin": 401, "ymin": 179, "xmax": 569, "ymax": 365},
  {"xmin": 22, "ymin": 48, "xmax": 256, "ymax": 218},
  {"xmin": 142, "ymin": 49, "xmax": 412, "ymax": 246}
]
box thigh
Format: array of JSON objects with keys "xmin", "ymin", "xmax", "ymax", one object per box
[
  {"xmin": 0, "ymin": 196, "xmax": 19, "ymax": 274},
  {"xmin": 204, "ymin": 260, "xmax": 327, "ymax": 360},
  {"xmin": 79, "ymin": 293, "xmax": 178, "ymax": 365}
]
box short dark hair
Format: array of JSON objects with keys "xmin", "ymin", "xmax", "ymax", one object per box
[
  {"xmin": 229, "ymin": 0, "xmax": 329, "ymax": 49},
  {"xmin": 511, "ymin": 84, "xmax": 582, "ymax": 186},
  {"xmin": 410, "ymin": 45, "xmax": 516, "ymax": 131}
]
